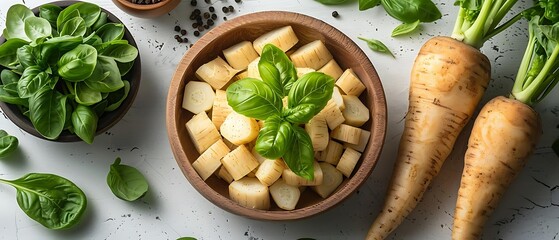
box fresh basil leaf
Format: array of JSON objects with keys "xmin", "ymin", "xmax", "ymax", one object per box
[
  {"xmin": 56, "ymin": 9, "xmax": 80, "ymax": 32},
  {"xmin": 0, "ymin": 84, "xmax": 28, "ymax": 107},
  {"xmin": 0, "ymin": 39, "xmax": 28, "ymax": 68},
  {"xmin": 39, "ymin": 4, "xmax": 62, "ymax": 28},
  {"xmin": 1, "ymin": 69, "xmax": 21, "ymax": 85},
  {"xmin": 314, "ymin": 0, "xmax": 349, "ymax": 4},
  {"xmin": 255, "ymin": 116, "xmax": 293, "ymax": 159},
  {"xmin": 105, "ymin": 80, "xmax": 130, "ymax": 112},
  {"xmin": 17, "ymin": 66, "xmax": 52, "ymax": 98},
  {"xmin": 29, "ymin": 88, "xmax": 67, "ymax": 140},
  {"xmin": 553, "ymin": 138, "xmax": 559, "ymax": 157},
  {"xmin": 287, "ymin": 72, "xmax": 334, "ymax": 114},
  {"xmin": 0, "ymin": 173, "xmax": 87, "ymax": 229},
  {"xmin": 59, "ymin": 17, "xmax": 87, "ymax": 37},
  {"xmin": 259, "ymin": 44, "xmax": 298, "ymax": 96},
  {"xmin": 75, "ymin": 82, "xmax": 102, "ymax": 106},
  {"xmin": 258, "ymin": 61, "xmax": 283, "ymax": 95},
  {"xmin": 283, "ymin": 104, "xmax": 320, "ymax": 124},
  {"xmin": 62, "ymin": 2, "xmax": 101, "ymax": 28},
  {"xmin": 71, "ymin": 104, "xmax": 97, "ymax": 144},
  {"xmin": 98, "ymin": 43, "xmax": 138, "ymax": 63},
  {"xmin": 392, "ymin": 19, "xmax": 421, "ymax": 36},
  {"xmin": 85, "ymin": 56, "xmax": 124, "ymax": 92},
  {"xmin": 107, "ymin": 157, "xmax": 149, "ymax": 201},
  {"xmin": 177, "ymin": 237, "xmax": 197, "ymax": 240},
  {"xmin": 282, "ymin": 125, "xmax": 315, "ymax": 180},
  {"xmin": 358, "ymin": 37, "xmax": 395, "ymax": 57},
  {"xmin": 226, "ymin": 78, "xmax": 283, "ymax": 120},
  {"xmin": 16, "ymin": 45, "xmax": 38, "ymax": 69},
  {"xmin": 5, "ymin": 4, "xmax": 34, "ymax": 42},
  {"xmin": 381, "ymin": 0, "xmax": 442, "ymax": 23},
  {"xmin": 24, "ymin": 16, "xmax": 52, "ymax": 42},
  {"xmin": 0, "ymin": 130, "xmax": 18, "ymax": 158},
  {"xmin": 96, "ymin": 23, "xmax": 125, "ymax": 43},
  {"xmin": 92, "ymin": 12, "xmax": 108, "ymax": 31},
  {"xmin": 58, "ymin": 44, "xmax": 97, "ymax": 82},
  {"xmin": 359, "ymin": 0, "xmax": 381, "ymax": 10}
]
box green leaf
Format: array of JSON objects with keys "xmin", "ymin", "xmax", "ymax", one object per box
[
  {"xmin": 107, "ymin": 157, "xmax": 149, "ymax": 201},
  {"xmin": 61, "ymin": 2, "xmax": 101, "ymax": 28},
  {"xmin": 259, "ymin": 44, "xmax": 298, "ymax": 96},
  {"xmin": 85, "ymin": 56, "xmax": 125, "ymax": 92},
  {"xmin": 117, "ymin": 60, "xmax": 134, "ymax": 76},
  {"xmin": 392, "ymin": 19, "xmax": 421, "ymax": 37},
  {"xmin": 358, "ymin": 37, "xmax": 395, "ymax": 57},
  {"xmin": 92, "ymin": 12, "xmax": 108, "ymax": 31},
  {"xmin": 359, "ymin": 0, "xmax": 381, "ymax": 10},
  {"xmin": 381, "ymin": 0, "xmax": 442, "ymax": 23},
  {"xmin": 29, "ymin": 88, "xmax": 66, "ymax": 140},
  {"xmin": 553, "ymin": 138, "xmax": 559, "ymax": 157},
  {"xmin": 71, "ymin": 104, "xmax": 98, "ymax": 144},
  {"xmin": 105, "ymin": 80, "xmax": 130, "ymax": 112},
  {"xmin": 75, "ymin": 82, "xmax": 102, "ymax": 106},
  {"xmin": 226, "ymin": 78, "xmax": 283, "ymax": 120},
  {"xmin": 283, "ymin": 104, "xmax": 320, "ymax": 124},
  {"xmin": 1, "ymin": 69, "xmax": 21, "ymax": 85},
  {"xmin": 16, "ymin": 45, "xmax": 37, "ymax": 69},
  {"xmin": 0, "ymin": 39, "xmax": 28, "ymax": 68},
  {"xmin": 59, "ymin": 17, "xmax": 87, "ymax": 37},
  {"xmin": 0, "ymin": 130, "xmax": 18, "ymax": 158},
  {"xmin": 58, "ymin": 44, "xmax": 97, "ymax": 82},
  {"xmin": 0, "ymin": 173, "xmax": 87, "ymax": 229},
  {"xmin": 254, "ymin": 116, "xmax": 293, "ymax": 159},
  {"xmin": 0, "ymin": 84, "xmax": 28, "ymax": 107},
  {"xmin": 56, "ymin": 9, "xmax": 80, "ymax": 32},
  {"xmin": 282, "ymin": 125, "xmax": 315, "ymax": 180},
  {"xmin": 98, "ymin": 43, "xmax": 139, "ymax": 63},
  {"xmin": 24, "ymin": 17, "xmax": 52, "ymax": 42},
  {"xmin": 287, "ymin": 72, "xmax": 334, "ymax": 114},
  {"xmin": 17, "ymin": 66, "xmax": 52, "ymax": 98},
  {"xmin": 39, "ymin": 4, "xmax": 62, "ymax": 28},
  {"xmin": 314, "ymin": 0, "xmax": 349, "ymax": 4},
  {"xmin": 96, "ymin": 23, "xmax": 125, "ymax": 43},
  {"xmin": 5, "ymin": 4, "xmax": 34, "ymax": 41},
  {"xmin": 177, "ymin": 238, "xmax": 197, "ymax": 240}
]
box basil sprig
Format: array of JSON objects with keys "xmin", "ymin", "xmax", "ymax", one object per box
[{"xmin": 226, "ymin": 44, "xmax": 334, "ymax": 180}]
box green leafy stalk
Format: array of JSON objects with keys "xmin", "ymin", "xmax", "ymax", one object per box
[{"xmin": 452, "ymin": 0, "xmax": 522, "ymax": 48}]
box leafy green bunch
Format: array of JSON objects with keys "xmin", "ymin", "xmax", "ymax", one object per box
[
  {"xmin": 0, "ymin": 3, "xmax": 138, "ymax": 143},
  {"xmin": 226, "ymin": 44, "xmax": 335, "ymax": 180}
]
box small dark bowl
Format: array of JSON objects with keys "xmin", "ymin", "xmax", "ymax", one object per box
[
  {"xmin": 112, "ymin": 0, "xmax": 181, "ymax": 18},
  {"xmin": 0, "ymin": 1, "xmax": 141, "ymax": 142}
]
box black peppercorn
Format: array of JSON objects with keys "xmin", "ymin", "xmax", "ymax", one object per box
[
  {"xmin": 228, "ymin": 5, "xmax": 234, "ymax": 12},
  {"xmin": 332, "ymin": 11, "xmax": 339, "ymax": 18},
  {"xmin": 223, "ymin": 16, "xmax": 227, "ymax": 21},
  {"xmin": 174, "ymin": 26, "xmax": 181, "ymax": 32},
  {"xmin": 183, "ymin": 38, "xmax": 189, "ymax": 43},
  {"xmin": 235, "ymin": 0, "xmax": 241, "ymax": 3},
  {"xmin": 174, "ymin": 34, "xmax": 180, "ymax": 39},
  {"xmin": 193, "ymin": 9, "xmax": 201, "ymax": 15},
  {"xmin": 204, "ymin": 25, "xmax": 209, "ymax": 29},
  {"xmin": 207, "ymin": 19, "xmax": 214, "ymax": 26},
  {"xmin": 194, "ymin": 31, "xmax": 200, "ymax": 37},
  {"xmin": 192, "ymin": 23, "xmax": 198, "ymax": 28},
  {"xmin": 209, "ymin": 6, "xmax": 215, "ymax": 12},
  {"xmin": 222, "ymin": 6, "xmax": 229, "ymax": 13},
  {"xmin": 177, "ymin": 38, "xmax": 183, "ymax": 43},
  {"xmin": 190, "ymin": 0, "xmax": 197, "ymax": 6},
  {"xmin": 198, "ymin": 26, "xmax": 204, "ymax": 31},
  {"xmin": 211, "ymin": 13, "xmax": 217, "ymax": 20},
  {"xmin": 204, "ymin": 12, "xmax": 210, "ymax": 19},
  {"xmin": 181, "ymin": 29, "xmax": 187, "ymax": 35}
]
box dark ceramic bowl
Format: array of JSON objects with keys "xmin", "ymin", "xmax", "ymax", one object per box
[
  {"xmin": 0, "ymin": 1, "xmax": 141, "ymax": 142},
  {"xmin": 112, "ymin": 0, "xmax": 181, "ymax": 18}
]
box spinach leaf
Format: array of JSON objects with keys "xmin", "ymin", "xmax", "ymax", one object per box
[
  {"xmin": 44, "ymin": 35, "xmax": 84, "ymax": 52},
  {"xmin": 85, "ymin": 56, "xmax": 124, "ymax": 92},
  {"xmin": 92, "ymin": 12, "xmax": 108, "ymax": 31},
  {"xmin": 1, "ymin": 69, "xmax": 21, "ymax": 85},
  {"xmin": 98, "ymin": 43, "xmax": 139, "ymax": 63},
  {"xmin": 392, "ymin": 19, "xmax": 421, "ymax": 36},
  {"xmin": 0, "ymin": 130, "xmax": 18, "ymax": 158},
  {"xmin": 358, "ymin": 37, "xmax": 395, "ymax": 57},
  {"xmin": 314, "ymin": 0, "xmax": 350, "ymax": 4},
  {"xmin": 56, "ymin": 9, "xmax": 80, "ymax": 32},
  {"xmin": 259, "ymin": 44, "xmax": 298, "ymax": 96},
  {"xmin": 17, "ymin": 66, "xmax": 52, "ymax": 98},
  {"xmin": 16, "ymin": 45, "xmax": 38, "ymax": 69},
  {"xmin": 107, "ymin": 157, "xmax": 149, "ymax": 201},
  {"xmin": 105, "ymin": 80, "xmax": 130, "ymax": 112},
  {"xmin": 57, "ymin": 44, "xmax": 97, "ymax": 82},
  {"xmin": 5, "ymin": 4, "xmax": 34, "ymax": 42},
  {"xmin": 75, "ymin": 82, "xmax": 102, "ymax": 106},
  {"xmin": 177, "ymin": 237, "xmax": 197, "ymax": 240},
  {"xmin": 29, "ymin": 89, "xmax": 67, "ymax": 140},
  {"xmin": 282, "ymin": 125, "xmax": 315, "ymax": 180},
  {"xmin": 0, "ymin": 173, "xmax": 87, "ymax": 229},
  {"xmin": 91, "ymin": 99, "xmax": 108, "ymax": 117},
  {"xmin": 288, "ymin": 72, "xmax": 334, "ymax": 113},
  {"xmin": 59, "ymin": 17, "xmax": 87, "ymax": 37},
  {"xmin": 96, "ymin": 23, "xmax": 125, "ymax": 43},
  {"xmin": 0, "ymin": 84, "xmax": 28, "ymax": 106},
  {"xmin": 39, "ymin": 4, "xmax": 62, "ymax": 28},
  {"xmin": 117, "ymin": 60, "xmax": 134, "ymax": 76},
  {"xmin": 226, "ymin": 78, "xmax": 283, "ymax": 120},
  {"xmin": 381, "ymin": 0, "xmax": 441, "ymax": 23},
  {"xmin": 0, "ymin": 39, "xmax": 28, "ymax": 68},
  {"xmin": 359, "ymin": 0, "xmax": 381, "ymax": 10},
  {"xmin": 61, "ymin": 2, "xmax": 101, "ymax": 28},
  {"xmin": 71, "ymin": 104, "xmax": 97, "ymax": 144},
  {"xmin": 24, "ymin": 17, "xmax": 52, "ymax": 42},
  {"xmin": 254, "ymin": 116, "xmax": 293, "ymax": 159}
]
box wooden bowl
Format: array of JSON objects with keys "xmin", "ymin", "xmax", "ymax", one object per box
[
  {"xmin": 112, "ymin": 0, "xmax": 180, "ymax": 18},
  {"xmin": 0, "ymin": 1, "xmax": 141, "ymax": 142},
  {"xmin": 166, "ymin": 11, "xmax": 387, "ymax": 220}
]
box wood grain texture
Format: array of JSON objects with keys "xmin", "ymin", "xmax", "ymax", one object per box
[
  {"xmin": 112, "ymin": 0, "xmax": 180, "ymax": 18},
  {"xmin": 166, "ymin": 11, "xmax": 387, "ymax": 220},
  {"xmin": 0, "ymin": 1, "xmax": 142, "ymax": 142}
]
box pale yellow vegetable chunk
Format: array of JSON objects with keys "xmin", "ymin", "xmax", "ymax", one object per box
[
  {"xmin": 253, "ymin": 26, "xmax": 299, "ymax": 55},
  {"xmin": 336, "ymin": 69, "xmax": 366, "ymax": 96},
  {"xmin": 195, "ymin": 57, "xmax": 239, "ymax": 90},
  {"xmin": 282, "ymin": 161, "xmax": 323, "ymax": 186},
  {"xmin": 251, "ymin": 147, "xmax": 268, "ymax": 164},
  {"xmin": 182, "ymin": 81, "xmax": 215, "ymax": 114},
  {"xmin": 317, "ymin": 100, "xmax": 345, "ymax": 130},
  {"xmin": 317, "ymin": 140, "xmax": 344, "ymax": 165},
  {"xmin": 343, "ymin": 130, "xmax": 371, "ymax": 153},
  {"xmin": 305, "ymin": 115, "xmax": 329, "ymax": 151},
  {"xmin": 332, "ymin": 87, "xmax": 345, "ymax": 111},
  {"xmin": 186, "ymin": 112, "xmax": 221, "ymax": 153},
  {"xmin": 290, "ymin": 40, "xmax": 333, "ymax": 70},
  {"xmin": 212, "ymin": 90, "xmax": 233, "ymax": 129},
  {"xmin": 336, "ymin": 147, "xmax": 361, "ymax": 177},
  {"xmin": 223, "ymin": 41, "xmax": 259, "ymax": 70},
  {"xmin": 296, "ymin": 67, "xmax": 315, "ymax": 78},
  {"xmin": 255, "ymin": 159, "xmax": 285, "ymax": 186},
  {"xmin": 229, "ymin": 177, "xmax": 270, "ymax": 210},
  {"xmin": 221, "ymin": 145, "xmax": 260, "ymax": 181},
  {"xmin": 192, "ymin": 140, "xmax": 231, "ymax": 180},
  {"xmin": 217, "ymin": 166, "xmax": 234, "ymax": 184},
  {"xmin": 247, "ymin": 57, "xmax": 261, "ymax": 79},
  {"xmin": 318, "ymin": 59, "xmax": 344, "ymax": 80},
  {"xmin": 312, "ymin": 163, "xmax": 343, "ymax": 198},
  {"xmin": 220, "ymin": 112, "xmax": 259, "ymax": 145},
  {"xmin": 331, "ymin": 124, "xmax": 362, "ymax": 145},
  {"xmin": 269, "ymin": 178, "xmax": 301, "ymax": 210},
  {"xmin": 342, "ymin": 95, "xmax": 370, "ymax": 127}
]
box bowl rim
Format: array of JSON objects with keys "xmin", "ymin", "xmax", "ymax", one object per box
[
  {"xmin": 166, "ymin": 11, "xmax": 387, "ymax": 220},
  {"xmin": 0, "ymin": 0, "xmax": 142, "ymax": 142},
  {"xmin": 113, "ymin": 0, "xmax": 176, "ymax": 11}
]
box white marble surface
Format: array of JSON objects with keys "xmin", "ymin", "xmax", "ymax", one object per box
[{"xmin": 0, "ymin": 0, "xmax": 558, "ymax": 239}]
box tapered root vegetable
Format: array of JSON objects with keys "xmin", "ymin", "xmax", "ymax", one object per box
[
  {"xmin": 331, "ymin": 124, "xmax": 362, "ymax": 145},
  {"xmin": 344, "ymin": 129, "xmax": 371, "ymax": 153},
  {"xmin": 221, "ymin": 145, "xmax": 260, "ymax": 181},
  {"xmin": 255, "ymin": 159, "xmax": 285, "ymax": 186},
  {"xmin": 336, "ymin": 69, "xmax": 366, "ymax": 96},
  {"xmin": 253, "ymin": 26, "xmax": 299, "ymax": 54},
  {"xmin": 247, "ymin": 57, "xmax": 261, "ymax": 79},
  {"xmin": 318, "ymin": 59, "xmax": 344, "ymax": 80},
  {"xmin": 229, "ymin": 177, "xmax": 270, "ymax": 210},
  {"xmin": 452, "ymin": 97, "xmax": 541, "ymax": 240},
  {"xmin": 196, "ymin": 57, "xmax": 239, "ymax": 90},
  {"xmin": 305, "ymin": 115, "xmax": 329, "ymax": 151},
  {"xmin": 290, "ymin": 40, "xmax": 333, "ymax": 70},
  {"xmin": 283, "ymin": 161, "xmax": 323, "ymax": 186},
  {"xmin": 220, "ymin": 112, "xmax": 259, "ymax": 145},
  {"xmin": 269, "ymin": 179, "xmax": 301, "ymax": 210},
  {"xmin": 212, "ymin": 90, "xmax": 233, "ymax": 129},
  {"xmin": 342, "ymin": 95, "xmax": 370, "ymax": 127},
  {"xmin": 336, "ymin": 147, "xmax": 361, "ymax": 178},
  {"xmin": 186, "ymin": 112, "xmax": 222, "ymax": 154},
  {"xmin": 317, "ymin": 140, "xmax": 344, "ymax": 165},
  {"xmin": 318, "ymin": 100, "xmax": 345, "ymax": 130},
  {"xmin": 192, "ymin": 140, "xmax": 231, "ymax": 180},
  {"xmin": 217, "ymin": 166, "xmax": 234, "ymax": 184},
  {"xmin": 367, "ymin": 36, "xmax": 490, "ymax": 240},
  {"xmin": 331, "ymin": 87, "xmax": 345, "ymax": 110},
  {"xmin": 296, "ymin": 67, "xmax": 316, "ymax": 78},
  {"xmin": 312, "ymin": 162, "xmax": 343, "ymax": 198},
  {"xmin": 182, "ymin": 81, "xmax": 215, "ymax": 114},
  {"xmin": 223, "ymin": 41, "xmax": 259, "ymax": 70}
]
